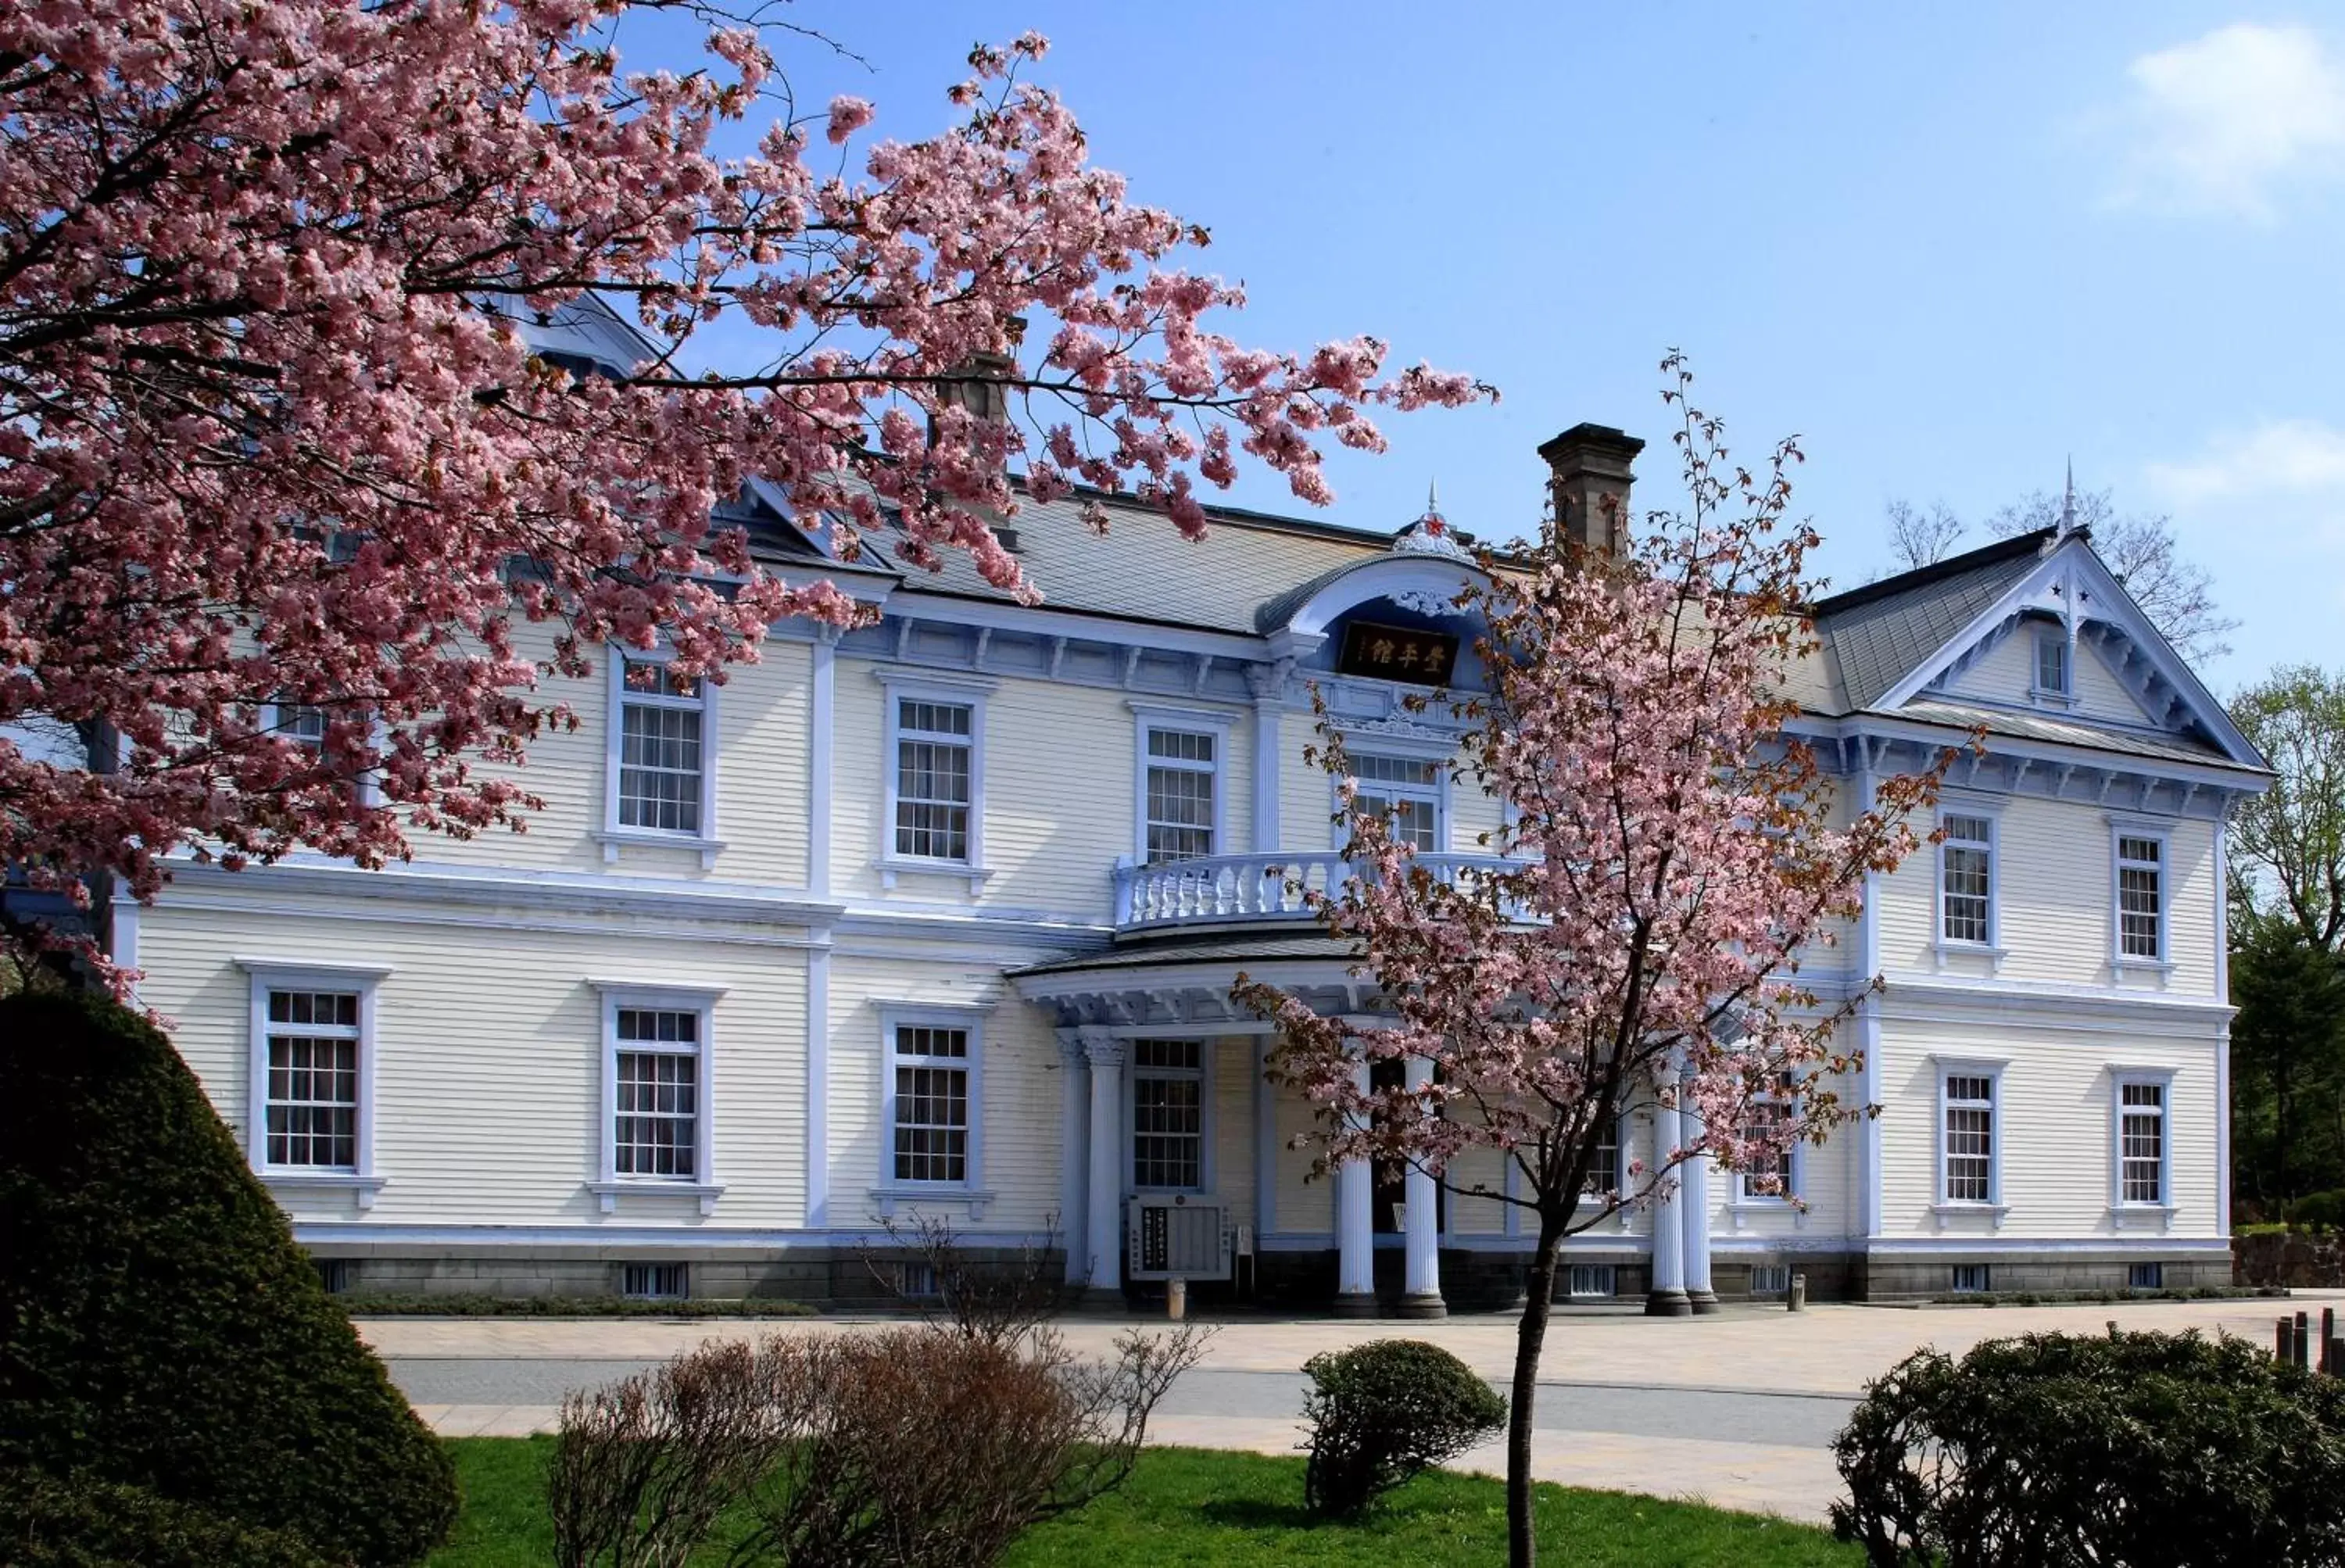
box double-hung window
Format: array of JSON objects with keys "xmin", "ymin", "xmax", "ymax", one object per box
[
  {"xmin": 2114, "ymin": 1075, "xmax": 2171, "ymax": 1208},
  {"xmin": 1349, "ymin": 753, "xmax": 1442, "ymax": 852},
  {"xmin": 2116, "ymin": 833, "xmax": 2165, "ymax": 964},
  {"xmin": 2033, "ymin": 630, "xmax": 2071, "ymax": 700},
  {"xmin": 593, "ymin": 983, "xmax": 723, "ymax": 1213},
  {"xmin": 888, "ymin": 1021, "xmax": 977, "ymax": 1187},
  {"xmin": 604, "ymin": 653, "xmax": 719, "ymax": 864},
  {"xmin": 238, "ymin": 959, "xmax": 388, "ymax": 1206},
  {"xmin": 1579, "ymin": 1112, "xmax": 1621, "ymax": 1197},
  {"xmin": 264, "ymin": 989, "xmax": 360, "ymax": 1170},
  {"xmin": 1939, "ymin": 1069, "xmax": 2000, "ymax": 1207},
  {"xmin": 617, "ymin": 660, "xmax": 707, "ymax": 835},
  {"xmin": 1735, "ymin": 1079, "xmax": 1799, "ymax": 1202},
  {"xmin": 1144, "ymin": 731, "xmax": 1219, "ymax": 863},
  {"xmin": 1132, "ymin": 1040, "xmax": 1206, "ymax": 1190},
  {"xmin": 1939, "ymin": 813, "xmax": 1995, "ymax": 947},
  {"xmin": 894, "ymin": 700, "xmax": 975, "ymax": 862}
]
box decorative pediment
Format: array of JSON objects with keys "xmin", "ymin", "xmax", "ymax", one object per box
[{"xmin": 1874, "ymin": 537, "xmax": 2260, "ymax": 769}]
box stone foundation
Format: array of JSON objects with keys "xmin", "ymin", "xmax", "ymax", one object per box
[{"xmin": 2233, "ymin": 1229, "xmax": 2345, "ymax": 1288}]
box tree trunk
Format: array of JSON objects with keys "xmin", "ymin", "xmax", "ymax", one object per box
[{"xmin": 1506, "ymin": 1215, "xmax": 1565, "ymax": 1568}]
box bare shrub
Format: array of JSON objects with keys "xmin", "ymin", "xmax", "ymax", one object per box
[
  {"xmin": 549, "ymin": 1312, "xmax": 1209, "ymax": 1567},
  {"xmin": 744, "ymin": 1322, "xmax": 1207, "ymax": 1568},
  {"xmin": 861, "ymin": 1209, "xmax": 1070, "ymax": 1344},
  {"xmin": 548, "ymin": 1336, "xmax": 802, "ymax": 1568}
]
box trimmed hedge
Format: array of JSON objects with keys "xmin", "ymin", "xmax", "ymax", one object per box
[
  {"xmin": 1832, "ymin": 1327, "xmax": 2345, "ymax": 1566},
  {"xmin": 1300, "ymin": 1338, "xmax": 1507, "ymax": 1519},
  {"xmin": 339, "ymin": 1291, "xmax": 815, "ymax": 1317},
  {"xmin": 0, "ymin": 1468, "xmax": 334, "ymax": 1568},
  {"xmin": 0, "ymin": 987, "xmax": 457, "ymax": 1566}
]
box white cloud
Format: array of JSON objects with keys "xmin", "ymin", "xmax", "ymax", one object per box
[
  {"xmin": 2146, "ymin": 417, "xmax": 2345, "ymax": 504},
  {"xmin": 2107, "ymin": 23, "xmax": 2345, "ymax": 219}
]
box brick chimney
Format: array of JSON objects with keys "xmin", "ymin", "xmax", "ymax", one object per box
[{"xmin": 1537, "ymin": 423, "xmax": 1645, "ymax": 555}]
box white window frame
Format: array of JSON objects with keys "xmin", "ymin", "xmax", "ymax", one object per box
[
  {"xmin": 1934, "ymin": 801, "xmax": 2004, "ymax": 963},
  {"xmin": 236, "ymin": 958, "xmax": 392, "ymax": 1208},
  {"xmin": 1127, "ymin": 1036, "xmax": 1215, "ymax": 1194},
  {"xmin": 1730, "ymin": 1079, "xmax": 1805, "ymax": 1212},
  {"xmin": 2031, "ymin": 627, "xmax": 2074, "ymax": 706},
  {"xmin": 2109, "ymin": 1066, "xmax": 2178, "ymax": 1229},
  {"xmin": 1128, "ymin": 703, "xmax": 1238, "ymax": 865},
  {"xmin": 1931, "ymin": 1055, "xmax": 2008, "ymax": 1228},
  {"xmin": 600, "ymin": 650, "xmax": 724, "ymax": 868},
  {"xmin": 1331, "ymin": 729, "xmax": 1453, "ymax": 855},
  {"xmin": 589, "ymin": 980, "xmax": 726, "ymax": 1215},
  {"xmin": 256, "ymin": 699, "xmax": 385, "ymax": 810},
  {"xmin": 873, "ymin": 1005, "xmax": 992, "ymax": 1216},
  {"xmin": 2108, "ymin": 818, "xmax": 2173, "ymax": 976},
  {"xmin": 875, "ymin": 669, "xmax": 994, "ymax": 895}
]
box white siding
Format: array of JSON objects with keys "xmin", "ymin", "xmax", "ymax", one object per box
[
  {"xmin": 1942, "ymin": 625, "xmax": 2156, "ymax": 727},
  {"xmin": 139, "ymin": 898, "xmax": 810, "ymax": 1226}
]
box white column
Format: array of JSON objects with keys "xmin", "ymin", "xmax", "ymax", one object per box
[
  {"xmin": 1082, "ymin": 1031, "xmax": 1127, "ymax": 1302},
  {"xmin": 1400, "ymin": 1054, "xmax": 1445, "ymax": 1318},
  {"xmin": 1334, "ymin": 1054, "xmax": 1376, "ymax": 1315},
  {"xmin": 1645, "ymin": 1068, "xmax": 1691, "ymax": 1316},
  {"xmin": 1680, "ymin": 1104, "xmax": 1717, "ymax": 1313},
  {"xmin": 1058, "ymin": 1030, "xmax": 1091, "ymax": 1286}
]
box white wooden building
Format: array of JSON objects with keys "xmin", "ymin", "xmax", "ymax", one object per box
[{"xmin": 113, "ymin": 308, "xmax": 2269, "ymax": 1311}]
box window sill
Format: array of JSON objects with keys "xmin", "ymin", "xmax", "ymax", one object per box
[
  {"xmin": 2027, "ymin": 688, "xmax": 2076, "ymax": 710},
  {"xmin": 2110, "ymin": 956, "xmax": 2175, "ymax": 986},
  {"xmin": 597, "ymin": 829, "xmax": 725, "ymax": 871},
  {"xmin": 589, "ymin": 1180, "xmax": 725, "ymax": 1216},
  {"xmin": 2108, "ymin": 1203, "xmax": 2177, "ymax": 1233},
  {"xmin": 875, "ymin": 857, "xmax": 995, "ymax": 897},
  {"xmin": 1727, "ymin": 1197, "xmax": 1806, "ymax": 1232},
  {"xmin": 1931, "ymin": 1201, "xmax": 2009, "ymax": 1232},
  {"xmin": 868, "ymin": 1186, "xmax": 995, "ymax": 1219},
  {"xmin": 1932, "ymin": 940, "xmax": 2008, "ymax": 975},
  {"xmin": 260, "ymin": 1171, "xmax": 387, "ymax": 1211}
]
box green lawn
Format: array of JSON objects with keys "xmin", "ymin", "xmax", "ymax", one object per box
[{"xmin": 434, "ymin": 1437, "xmax": 1860, "ymax": 1567}]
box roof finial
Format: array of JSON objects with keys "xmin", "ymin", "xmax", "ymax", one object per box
[
  {"xmin": 1426, "ymin": 478, "xmax": 1441, "ymax": 515},
  {"xmin": 2058, "ymin": 458, "xmax": 2077, "ymax": 537}
]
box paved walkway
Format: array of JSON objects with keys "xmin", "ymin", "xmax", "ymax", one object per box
[{"xmin": 365, "ymin": 1291, "xmax": 2344, "ymax": 1524}]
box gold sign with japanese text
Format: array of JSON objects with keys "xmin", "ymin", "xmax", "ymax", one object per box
[{"xmin": 1335, "ymin": 621, "xmax": 1460, "ymax": 686}]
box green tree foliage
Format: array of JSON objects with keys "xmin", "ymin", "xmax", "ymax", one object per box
[
  {"xmin": 0, "ymin": 1470, "xmax": 334, "ymax": 1568},
  {"xmin": 2229, "ymin": 666, "xmax": 2345, "ymax": 1210},
  {"xmin": 0, "ymin": 986, "xmax": 457, "ymax": 1566}
]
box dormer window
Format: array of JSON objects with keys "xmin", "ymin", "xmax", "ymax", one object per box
[{"xmin": 2032, "ymin": 629, "xmax": 2071, "ymax": 702}]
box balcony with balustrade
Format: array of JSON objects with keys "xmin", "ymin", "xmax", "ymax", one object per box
[{"xmin": 1110, "ymin": 850, "xmax": 1516, "ymax": 933}]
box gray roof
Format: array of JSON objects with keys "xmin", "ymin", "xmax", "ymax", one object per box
[
  {"xmin": 1809, "ymin": 531, "xmax": 2057, "ymax": 712},
  {"xmin": 1895, "ymin": 699, "xmax": 2252, "ymax": 771}
]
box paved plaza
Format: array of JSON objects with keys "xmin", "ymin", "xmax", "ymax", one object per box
[{"xmin": 366, "ymin": 1291, "xmax": 2345, "ymax": 1523}]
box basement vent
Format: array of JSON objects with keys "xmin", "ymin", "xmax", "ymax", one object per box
[
  {"xmin": 1949, "ymin": 1263, "xmax": 1990, "ymax": 1295},
  {"xmin": 1566, "ymin": 1264, "xmax": 1617, "ymax": 1299},
  {"xmin": 622, "ymin": 1262, "xmax": 689, "ymax": 1301},
  {"xmin": 1749, "ymin": 1264, "xmax": 1791, "ymax": 1297},
  {"xmin": 897, "ymin": 1262, "xmax": 940, "ymax": 1301},
  {"xmin": 2127, "ymin": 1262, "xmax": 2164, "ymax": 1290},
  {"xmin": 313, "ymin": 1258, "xmax": 354, "ymax": 1294}
]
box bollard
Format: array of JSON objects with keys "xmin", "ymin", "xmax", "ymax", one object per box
[
  {"xmin": 1165, "ymin": 1278, "xmax": 1187, "ymax": 1322},
  {"xmin": 2325, "ymin": 1309, "xmax": 2338, "ymax": 1375},
  {"xmin": 2332, "ymin": 1337, "xmax": 2343, "ymax": 1380},
  {"xmin": 1788, "ymin": 1273, "xmax": 1806, "ymax": 1312},
  {"xmin": 2295, "ymin": 1312, "xmax": 2312, "ymax": 1370},
  {"xmin": 2279, "ymin": 1317, "xmax": 2294, "ymax": 1365}
]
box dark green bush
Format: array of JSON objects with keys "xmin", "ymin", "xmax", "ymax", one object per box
[
  {"xmin": 0, "ymin": 987, "xmax": 457, "ymax": 1566},
  {"xmin": 1299, "ymin": 1338, "xmax": 1506, "ymax": 1519},
  {"xmin": 1831, "ymin": 1326, "xmax": 2345, "ymax": 1566},
  {"xmin": 338, "ymin": 1291, "xmax": 814, "ymax": 1317},
  {"xmin": 0, "ymin": 1468, "xmax": 333, "ymax": 1568},
  {"xmin": 2287, "ymin": 1188, "xmax": 2345, "ymax": 1230}
]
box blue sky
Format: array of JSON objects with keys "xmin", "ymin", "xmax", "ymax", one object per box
[{"xmin": 650, "ymin": 3, "xmax": 2345, "ymax": 692}]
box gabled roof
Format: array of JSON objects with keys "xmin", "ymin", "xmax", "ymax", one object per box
[{"xmin": 1809, "ymin": 530, "xmax": 2060, "ymax": 712}]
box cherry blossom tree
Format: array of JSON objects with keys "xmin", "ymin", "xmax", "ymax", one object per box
[
  {"xmin": 0, "ymin": 5, "xmax": 1488, "ymax": 974},
  {"xmin": 1240, "ymin": 361, "xmax": 1959, "ymax": 1568}
]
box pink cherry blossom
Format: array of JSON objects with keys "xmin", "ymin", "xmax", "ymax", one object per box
[
  {"xmin": 1237, "ymin": 358, "xmax": 1964, "ymax": 1568},
  {"xmin": 0, "ymin": 9, "xmax": 1491, "ymax": 979}
]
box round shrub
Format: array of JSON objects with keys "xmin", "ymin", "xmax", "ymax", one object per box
[
  {"xmin": 0, "ymin": 1469, "xmax": 333, "ymax": 1568},
  {"xmin": 1300, "ymin": 1338, "xmax": 1506, "ymax": 1519},
  {"xmin": 1831, "ymin": 1326, "xmax": 2345, "ymax": 1566},
  {"xmin": 0, "ymin": 987, "xmax": 457, "ymax": 1566}
]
